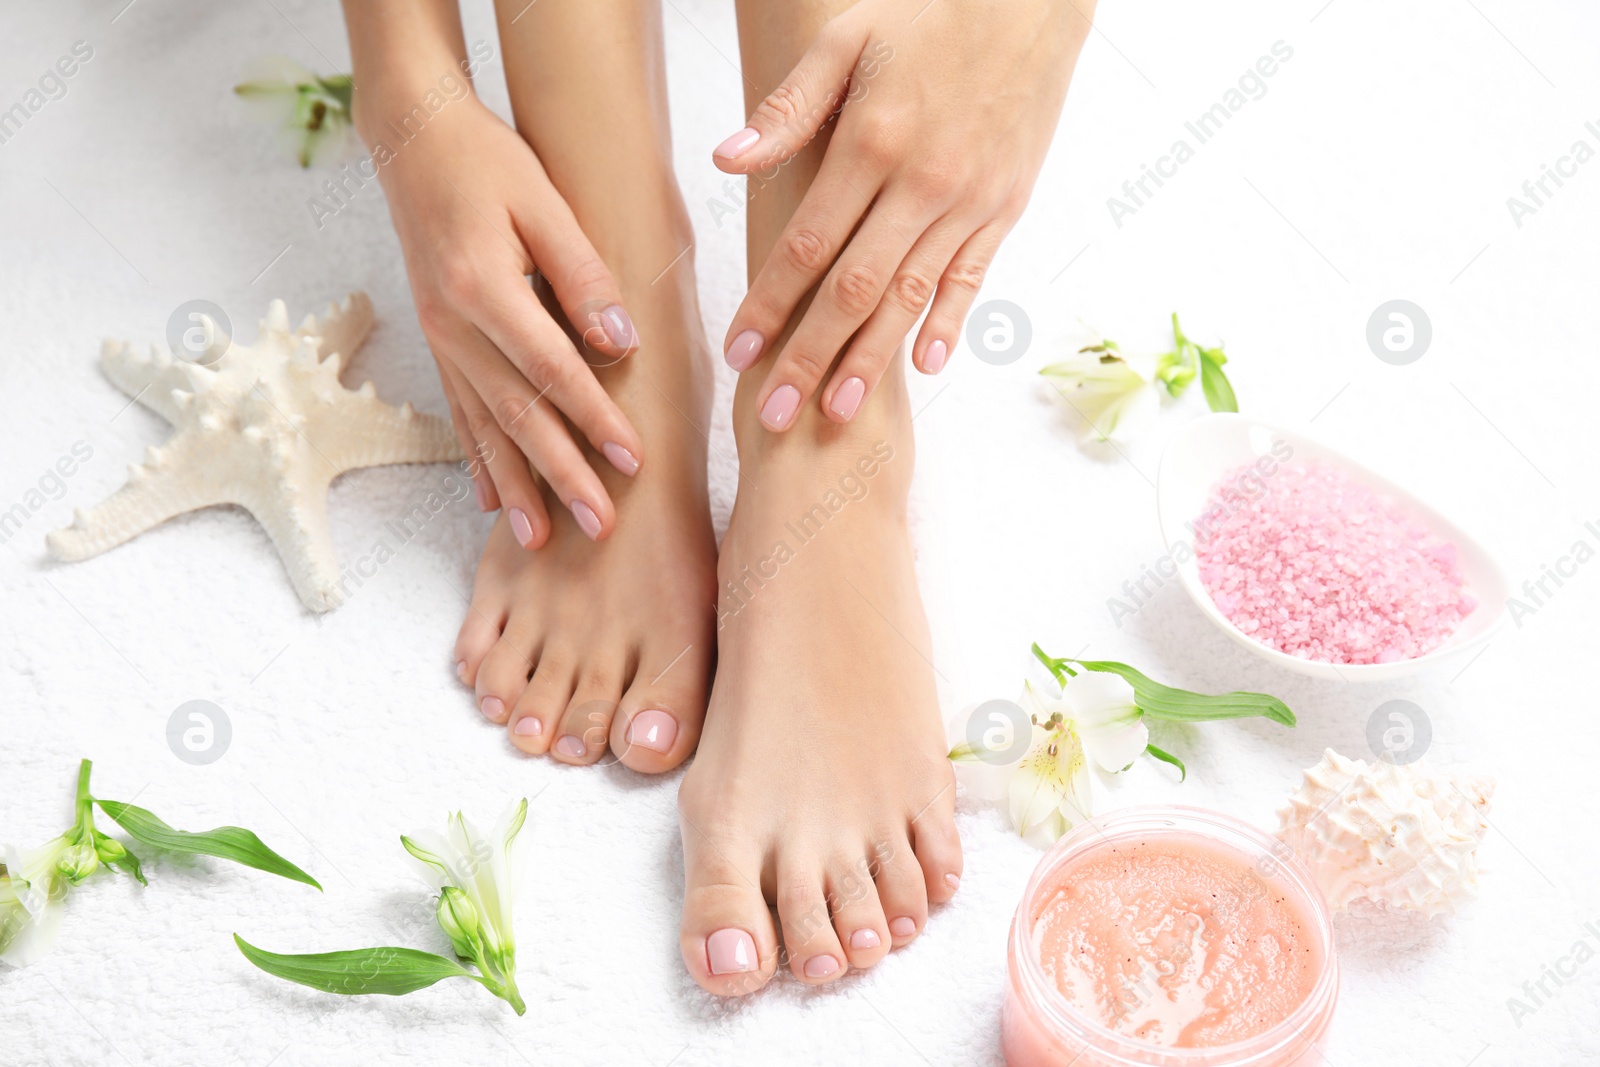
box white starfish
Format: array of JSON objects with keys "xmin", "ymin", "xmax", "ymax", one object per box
[{"xmin": 48, "ymin": 293, "xmax": 463, "ymax": 612}]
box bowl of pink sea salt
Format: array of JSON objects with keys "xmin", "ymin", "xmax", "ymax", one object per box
[{"xmin": 1156, "ymin": 414, "xmax": 1509, "ymax": 681}]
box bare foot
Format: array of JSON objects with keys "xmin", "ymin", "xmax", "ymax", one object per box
[{"xmin": 677, "ymin": 380, "xmax": 961, "ymax": 991}]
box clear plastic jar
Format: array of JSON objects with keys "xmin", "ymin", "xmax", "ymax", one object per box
[{"xmin": 1002, "ymin": 806, "xmax": 1338, "ymax": 1067}]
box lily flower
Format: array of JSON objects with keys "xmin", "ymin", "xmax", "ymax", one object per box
[
  {"xmin": 1039, "ymin": 341, "xmax": 1160, "ymax": 443},
  {"xmin": 402, "ymin": 799, "xmax": 528, "ymax": 1015},
  {"xmin": 235, "ymin": 57, "xmax": 354, "ymax": 168}
]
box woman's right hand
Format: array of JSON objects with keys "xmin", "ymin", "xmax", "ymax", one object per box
[{"xmin": 361, "ymin": 89, "xmax": 641, "ymax": 546}]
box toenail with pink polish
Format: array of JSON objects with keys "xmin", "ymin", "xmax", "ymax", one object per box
[
  {"xmin": 724, "ymin": 329, "xmax": 764, "ymax": 371},
  {"xmin": 850, "ymin": 928, "xmax": 881, "ymax": 950},
  {"xmin": 707, "ymin": 928, "xmax": 757, "ymax": 975},
  {"xmin": 831, "ymin": 376, "xmax": 865, "ymax": 420},
  {"xmin": 570, "ymin": 500, "xmax": 602, "ymax": 540},
  {"xmin": 804, "ymin": 954, "xmax": 840, "ymax": 978},
  {"xmin": 759, "ymin": 385, "xmax": 801, "ymax": 430},
  {"xmin": 509, "ymin": 507, "xmax": 535, "ymax": 548},
  {"xmin": 602, "ymin": 441, "xmax": 640, "ymax": 477},
  {"xmin": 513, "ymin": 716, "xmax": 543, "ymax": 737},
  {"xmin": 627, "ymin": 709, "xmax": 678, "ymax": 753},
  {"xmin": 480, "ymin": 696, "xmax": 504, "ymax": 721},
  {"xmin": 890, "ymin": 917, "xmax": 917, "ymax": 938},
  {"xmin": 555, "ymin": 735, "xmax": 586, "ymax": 757},
  {"xmin": 945, "ymin": 873, "xmax": 961, "ymax": 891}
]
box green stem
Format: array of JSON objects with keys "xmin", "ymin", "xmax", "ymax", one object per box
[{"xmin": 71, "ymin": 759, "xmax": 96, "ymax": 840}]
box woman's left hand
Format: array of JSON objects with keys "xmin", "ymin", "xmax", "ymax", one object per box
[{"xmin": 713, "ymin": 0, "xmax": 1095, "ymax": 428}]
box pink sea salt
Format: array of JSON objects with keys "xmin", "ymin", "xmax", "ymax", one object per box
[{"xmin": 1194, "ymin": 461, "xmax": 1472, "ymax": 665}]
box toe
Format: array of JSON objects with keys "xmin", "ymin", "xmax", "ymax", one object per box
[
  {"xmin": 551, "ymin": 663, "xmax": 626, "ymax": 766},
  {"xmin": 508, "ymin": 654, "xmax": 575, "ymax": 755},
  {"xmin": 453, "ymin": 595, "xmax": 507, "ymax": 692},
  {"xmin": 911, "ymin": 779, "xmax": 963, "ymax": 906},
  {"xmin": 611, "ymin": 637, "xmax": 712, "ymax": 774},
  {"xmin": 827, "ymin": 853, "xmax": 890, "ymax": 971},
  {"xmin": 871, "ymin": 834, "xmax": 928, "ymax": 948},
  {"xmin": 678, "ymin": 816, "xmax": 778, "ymax": 996},
  {"xmin": 776, "ymin": 857, "xmax": 850, "ymax": 985},
  {"xmin": 474, "ymin": 622, "xmax": 539, "ymax": 725}
]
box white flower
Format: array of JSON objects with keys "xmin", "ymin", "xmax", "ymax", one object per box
[
  {"xmin": 0, "ymin": 837, "xmax": 81, "ymax": 969},
  {"xmin": 951, "ymin": 675, "xmax": 1149, "ymax": 847},
  {"xmin": 235, "ymin": 57, "xmax": 354, "ymax": 168},
  {"xmin": 402, "ymin": 799, "xmax": 528, "ymax": 1014},
  {"xmin": 1040, "ymin": 343, "xmax": 1160, "ymax": 443}
]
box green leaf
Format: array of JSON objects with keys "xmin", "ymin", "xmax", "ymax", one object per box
[
  {"xmin": 1198, "ymin": 349, "xmax": 1238, "ymax": 413},
  {"xmin": 1030, "ymin": 642, "xmax": 1076, "ymax": 686},
  {"xmin": 234, "ymin": 936, "xmax": 481, "ymax": 998},
  {"xmin": 94, "ymin": 800, "xmax": 321, "ymax": 890},
  {"xmin": 1054, "ymin": 657, "xmax": 1296, "ymax": 727},
  {"xmin": 93, "ymin": 829, "xmax": 146, "ymax": 886},
  {"xmin": 1144, "ymin": 743, "xmax": 1188, "ymax": 781}
]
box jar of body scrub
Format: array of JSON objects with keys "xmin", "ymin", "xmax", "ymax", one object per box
[{"xmin": 1002, "ymin": 807, "xmax": 1338, "ymax": 1067}]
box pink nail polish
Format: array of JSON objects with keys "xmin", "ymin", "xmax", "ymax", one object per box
[
  {"xmin": 602, "ymin": 441, "xmax": 640, "ymax": 477},
  {"xmin": 850, "ymin": 928, "xmax": 881, "ymax": 950},
  {"xmin": 724, "ymin": 329, "xmax": 764, "ymax": 371},
  {"xmin": 480, "ymin": 696, "xmax": 504, "ymax": 721},
  {"xmin": 474, "ymin": 479, "xmax": 490, "ymax": 511},
  {"xmin": 555, "ymin": 735, "xmax": 586, "ymax": 757},
  {"xmin": 599, "ymin": 304, "xmax": 637, "ymax": 349},
  {"xmin": 514, "ymin": 716, "xmax": 543, "ymax": 736},
  {"xmin": 707, "ymin": 928, "xmax": 757, "ymax": 975},
  {"xmin": 570, "ymin": 500, "xmax": 602, "ymax": 540},
  {"xmin": 713, "ymin": 126, "xmax": 761, "ymax": 159},
  {"xmin": 759, "ymin": 385, "xmax": 801, "ymax": 431},
  {"xmin": 831, "ymin": 376, "xmax": 866, "ymax": 420},
  {"xmin": 509, "ymin": 507, "xmax": 535, "ymax": 548},
  {"xmin": 923, "ymin": 339, "xmax": 948, "ymax": 375},
  {"xmin": 945, "ymin": 873, "xmax": 961, "ymax": 891},
  {"xmin": 454, "ymin": 660, "xmax": 467, "ymax": 682},
  {"xmin": 627, "ymin": 709, "xmax": 678, "ymax": 753},
  {"xmin": 889, "ymin": 916, "xmax": 917, "ymax": 938},
  {"xmin": 804, "ymin": 954, "xmax": 840, "ymax": 978}
]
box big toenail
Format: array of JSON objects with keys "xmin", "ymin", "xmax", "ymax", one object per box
[
  {"xmin": 513, "ymin": 716, "xmax": 543, "ymax": 736},
  {"xmin": 707, "ymin": 928, "xmax": 757, "ymax": 975},
  {"xmin": 626, "ymin": 709, "xmax": 678, "ymax": 754},
  {"xmin": 480, "ymin": 696, "xmax": 504, "ymax": 721},
  {"xmin": 944, "ymin": 873, "xmax": 961, "ymax": 891},
  {"xmin": 804, "ymin": 955, "xmax": 840, "ymax": 978},
  {"xmin": 555, "ymin": 735, "xmax": 586, "ymax": 757},
  {"xmin": 850, "ymin": 929, "xmax": 881, "ymax": 950},
  {"xmin": 889, "ymin": 917, "xmax": 916, "ymax": 938}
]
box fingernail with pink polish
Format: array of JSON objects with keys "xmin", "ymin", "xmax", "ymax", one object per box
[
  {"xmin": 804, "ymin": 955, "xmax": 840, "ymax": 979},
  {"xmin": 514, "ymin": 716, "xmax": 543, "ymax": 737},
  {"xmin": 923, "ymin": 339, "xmax": 948, "ymax": 375},
  {"xmin": 627, "ymin": 709, "xmax": 678, "ymax": 753},
  {"xmin": 714, "ymin": 127, "xmax": 760, "ymax": 159},
  {"xmin": 831, "ymin": 377, "xmax": 865, "ymax": 421},
  {"xmin": 707, "ymin": 928, "xmax": 757, "ymax": 975},
  {"xmin": 474, "ymin": 479, "xmax": 490, "ymax": 511},
  {"xmin": 889, "ymin": 916, "xmax": 917, "ymax": 938},
  {"xmin": 850, "ymin": 928, "xmax": 881, "ymax": 950},
  {"xmin": 602, "ymin": 441, "xmax": 640, "ymax": 477},
  {"xmin": 600, "ymin": 304, "xmax": 637, "ymax": 349},
  {"xmin": 571, "ymin": 500, "xmax": 602, "ymax": 540},
  {"xmin": 480, "ymin": 696, "xmax": 504, "ymax": 721},
  {"xmin": 555, "ymin": 735, "xmax": 586, "ymax": 757},
  {"xmin": 759, "ymin": 385, "xmax": 801, "ymax": 431},
  {"xmin": 725, "ymin": 329, "xmax": 764, "ymax": 371},
  {"xmin": 509, "ymin": 507, "xmax": 535, "ymax": 548}
]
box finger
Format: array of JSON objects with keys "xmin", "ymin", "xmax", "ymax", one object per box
[
  {"xmin": 438, "ymin": 358, "xmax": 550, "ymax": 548},
  {"xmin": 435, "ymin": 363, "xmax": 495, "ymax": 512},
  {"xmin": 711, "ymin": 20, "xmax": 866, "ymax": 173},
  {"xmin": 722, "ymin": 156, "xmax": 882, "ymax": 374},
  {"xmin": 912, "ymin": 219, "xmax": 1010, "ymax": 375},
  {"xmin": 470, "ymin": 279, "xmax": 643, "ymax": 478},
  {"xmin": 509, "ymin": 166, "xmax": 639, "ymax": 362},
  {"xmin": 447, "ymin": 323, "xmax": 617, "ymax": 540},
  {"xmin": 755, "ymin": 198, "xmax": 934, "ymax": 431},
  {"xmin": 821, "ymin": 215, "xmax": 969, "ymax": 422}
]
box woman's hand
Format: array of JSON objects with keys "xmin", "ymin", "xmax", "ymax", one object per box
[
  {"xmin": 712, "ymin": 0, "xmax": 1094, "ymax": 429},
  {"xmin": 363, "ymin": 89, "xmax": 641, "ymax": 545}
]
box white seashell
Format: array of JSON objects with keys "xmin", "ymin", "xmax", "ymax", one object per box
[
  {"xmin": 1276, "ymin": 748, "xmax": 1494, "ymax": 919},
  {"xmin": 46, "ymin": 293, "xmax": 463, "ymax": 612}
]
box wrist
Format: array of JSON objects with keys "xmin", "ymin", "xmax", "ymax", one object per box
[{"xmin": 350, "ymin": 55, "xmax": 487, "ymax": 148}]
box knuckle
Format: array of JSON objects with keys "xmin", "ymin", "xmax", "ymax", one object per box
[
  {"xmin": 492, "ymin": 393, "xmax": 535, "ymax": 434},
  {"xmin": 830, "ymin": 263, "xmax": 882, "ymax": 317},
  {"xmin": 782, "ymin": 226, "xmax": 831, "ymax": 273},
  {"xmin": 907, "ymin": 159, "xmax": 961, "ymax": 201},
  {"xmin": 783, "ymin": 345, "xmax": 831, "ymax": 385},
  {"xmin": 563, "ymin": 254, "xmax": 613, "ymax": 295},
  {"xmin": 434, "ymin": 251, "xmax": 479, "ymax": 307},
  {"xmin": 889, "ymin": 269, "xmax": 936, "ymax": 313},
  {"xmin": 414, "ymin": 292, "xmax": 453, "ymax": 337},
  {"xmin": 848, "ymin": 115, "xmax": 900, "ymax": 166},
  {"xmin": 942, "ymin": 259, "xmax": 988, "ymax": 297},
  {"xmin": 755, "ymin": 82, "xmax": 808, "ymax": 131}
]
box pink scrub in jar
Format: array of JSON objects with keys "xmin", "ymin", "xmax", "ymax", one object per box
[{"xmin": 1003, "ymin": 807, "xmax": 1338, "ymax": 1067}]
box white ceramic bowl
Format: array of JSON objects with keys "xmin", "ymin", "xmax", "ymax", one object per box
[{"xmin": 1155, "ymin": 413, "xmax": 1509, "ymax": 682}]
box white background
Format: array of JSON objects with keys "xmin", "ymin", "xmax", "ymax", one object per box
[{"xmin": 3, "ymin": 1, "xmax": 1598, "ymax": 1064}]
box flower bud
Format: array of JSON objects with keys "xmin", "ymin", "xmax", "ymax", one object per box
[{"xmin": 436, "ymin": 885, "xmax": 483, "ymax": 960}]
